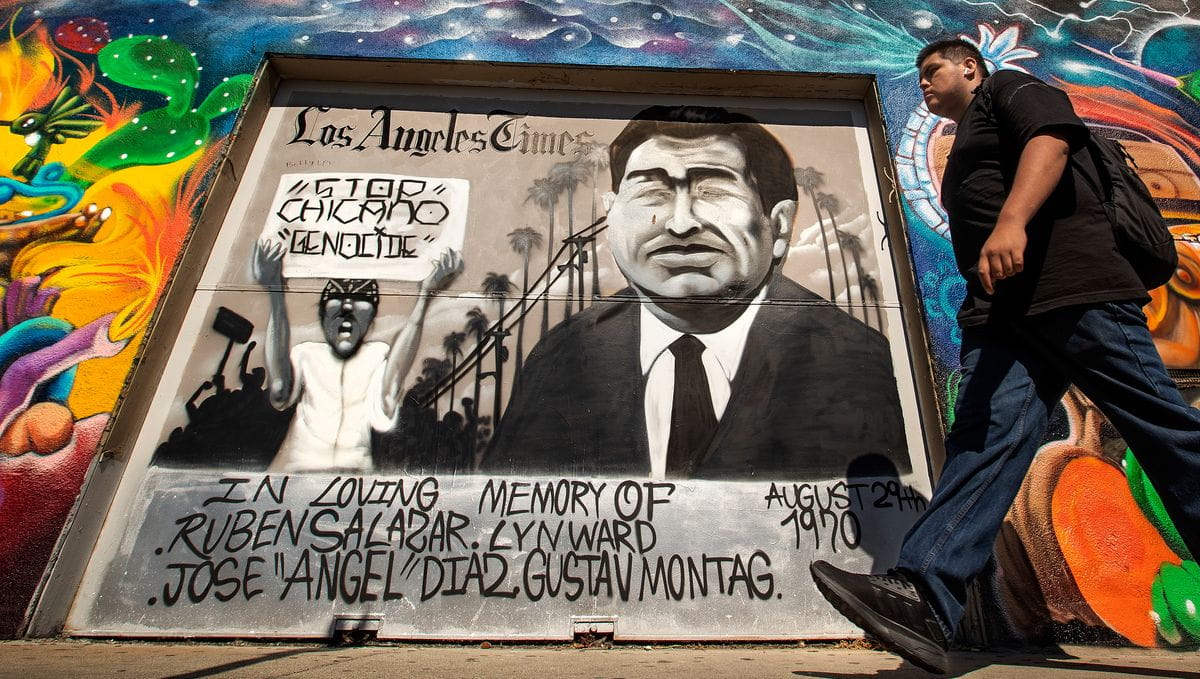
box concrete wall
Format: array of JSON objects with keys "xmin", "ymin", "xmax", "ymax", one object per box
[{"xmin": 0, "ymin": 0, "xmax": 1196, "ymax": 646}]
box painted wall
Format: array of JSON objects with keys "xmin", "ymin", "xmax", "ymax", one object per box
[
  {"xmin": 64, "ymin": 85, "xmax": 931, "ymax": 638},
  {"xmin": 0, "ymin": 0, "xmax": 1196, "ymax": 646}
]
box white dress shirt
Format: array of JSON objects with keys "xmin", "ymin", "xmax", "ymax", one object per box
[
  {"xmin": 269, "ymin": 341, "xmax": 395, "ymax": 472},
  {"xmin": 639, "ymin": 288, "xmax": 767, "ymax": 479}
]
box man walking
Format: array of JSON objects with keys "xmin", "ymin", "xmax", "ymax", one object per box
[{"xmin": 811, "ymin": 38, "xmax": 1200, "ymax": 673}]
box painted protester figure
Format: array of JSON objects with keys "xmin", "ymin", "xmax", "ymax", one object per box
[
  {"xmin": 253, "ymin": 243, "xmax": 462, "ymax": 472},
  {"xmin": 484, "ymin": 105, "xmax": 908, "ymax": 479},
  {"xmin": 811, "ymin": 39, "xmax": 1200, "ymax": 674}
]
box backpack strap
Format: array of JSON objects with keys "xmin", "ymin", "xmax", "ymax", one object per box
[
  {"xmin": 1082, "ymin": 130, "xmax": 1116, "ymax": 204},
  {"xmin": 970, "ymin": 75, "xmax": 1019, "ymax": 177}
]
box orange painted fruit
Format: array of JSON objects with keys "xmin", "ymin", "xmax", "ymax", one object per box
[
  {"xmin": 0, "ymin": 402, "xmax": 75, "ymax": 456},
  {"xmin": 1051, "ymin": 455, "xmax": 1182, "ymax": 645}
]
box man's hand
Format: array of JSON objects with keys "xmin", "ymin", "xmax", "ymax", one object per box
[
  {"xmin": 253, "ymin": 239, "xmax": 285, "ymax": 289},
  {"xmin": 420, "ymin": 249, "xmax": 464, "ymax": 294},
  {"xmin": 977, "ymin": 220, "xmax": 1028, "ymax": 295}
]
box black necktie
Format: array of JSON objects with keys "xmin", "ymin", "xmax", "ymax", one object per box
[{"xmin": 666, "ymin": 334, "xmax": 718, "ymax": 477}]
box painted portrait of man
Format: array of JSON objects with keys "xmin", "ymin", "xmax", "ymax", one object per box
[{"xmin": 483, "ymin": 105, "xmax": 909, "ymax": 479}]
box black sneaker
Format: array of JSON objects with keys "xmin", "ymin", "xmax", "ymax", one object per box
[{"xmin": 810, "ymin": 560, "xmax": 949, "ymax": 674}]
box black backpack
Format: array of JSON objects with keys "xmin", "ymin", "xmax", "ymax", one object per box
[{"xmin": 1086, "ymin": 132, "xmax": 1178, "ymax": 289}]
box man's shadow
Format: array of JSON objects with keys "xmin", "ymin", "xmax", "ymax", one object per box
[{"xmin": 843, "ymin": 453, "xmax": 928, "ymax": 573}]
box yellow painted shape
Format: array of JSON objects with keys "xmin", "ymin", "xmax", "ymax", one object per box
[
  {"xmin": 9, "ymin": 154, "xmax": 200, "ymax": 418},
  {"xmin": 0, "ymin": 21, "xmax": 57, "ymax": 120},
  {"xmin": 67, "ymin": 331, "xmax": 145, "ymax": 418}
]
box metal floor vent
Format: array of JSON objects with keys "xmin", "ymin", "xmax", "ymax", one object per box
[
  {"xmin": 571, "ymin": 615, "xmax": 617, "ymax": 643},
  {"xmin": 332, "ymin": 614, "xmax": 383, "ymax": 644}
]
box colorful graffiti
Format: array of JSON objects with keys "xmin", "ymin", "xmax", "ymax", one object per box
[
  {"xmin": 0, "ymin": 0, "xmax": 1196, "ymax": 648},
  {"xmin": 992, "ymin": 389, "xmax": 1199, "ymax": 646},
  {"xmin": 0, "ymin": 13, "xmax": 251, "ymax": 635}
]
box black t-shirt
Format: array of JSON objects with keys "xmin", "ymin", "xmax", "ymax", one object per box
[{"xmin": 940, "ymin": 70, "xmax": 1147, "ymax": 326}]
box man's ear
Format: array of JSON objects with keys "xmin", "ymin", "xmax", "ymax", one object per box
[
  {"xmin": 962, "ymin": 56, "xmax": 979, "ymax": 80},
  {"xmin": 769, "ymin": 199, "xmax": 797, "ymax": 260},
  {"xmin": 602, "ymin": 191, "xmax": 617, "ymax": 213}
]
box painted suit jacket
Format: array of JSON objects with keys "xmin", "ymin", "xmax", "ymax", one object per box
[{"xmin": 482, "ymin": 275, "xmax": 910, "ymax": 479}]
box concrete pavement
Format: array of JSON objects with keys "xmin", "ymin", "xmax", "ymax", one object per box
[{"xmin": 1, "ymin": 639, "xmax": 1197, "ymax": 678}]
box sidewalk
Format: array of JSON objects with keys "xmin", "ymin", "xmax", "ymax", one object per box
[{"xmin": 1, "ymin": 640, "xmax": 1198, "ymax": 678}]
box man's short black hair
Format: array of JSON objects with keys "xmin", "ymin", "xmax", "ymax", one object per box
[
  {"xmin": 916, "ymin": 38, "xmax": 990, "ymax": 77},
  {"xmin": 608, "ymin": 105, "xmax": 798, "ymax": 213}
]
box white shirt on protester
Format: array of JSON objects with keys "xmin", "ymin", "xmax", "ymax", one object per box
[
  {"xmin": 639, "ymin": 287, "xmax": 766, "ymax": 480},
  {"xmin": 268, "ymin": 341, "xmax": 395, "ymax": 473}
]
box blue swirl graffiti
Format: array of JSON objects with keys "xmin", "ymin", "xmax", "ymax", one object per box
[{"xmin": 0, "ymin": 163, "xmax": 84, "ymax": 225}]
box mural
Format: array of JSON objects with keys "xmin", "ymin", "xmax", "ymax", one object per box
[
  {"xmin": 63, "ymin": 82, "xmax": 928, "ymax": 637},
  {"xmin": 143, "ymin": 104, "xmax": 911, "ymax": 487},
  {"xmin": 0, "ymin": 0, "xmax": 1194, "ymax": 648}
]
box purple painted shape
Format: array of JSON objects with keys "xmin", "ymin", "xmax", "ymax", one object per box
[
  {"xmin": 2, "ymin": 280, "xmax": 30, "ymax": 332},
  {"xmin": 31, "ymin": 287, "xmax": 60, "ymax": 321},
  {"xmin": 0, "ymin": 314, "xmax": 127, "ymax": 434},
  {"xmin": 1, "ymin": 277, "xmax": 60, "ymax": 332}
]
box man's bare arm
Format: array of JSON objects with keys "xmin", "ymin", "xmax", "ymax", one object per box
[
  {"xmin": 380, "ymin": 250, "xmax": 464, "ymax": 419},
  {"xmin": 977, "ymin": 131, "xmax": 1071, "ymax": 294},
  {"xmin": 252, "ymin": 240, "xmax": 294, "ymax": 409}
]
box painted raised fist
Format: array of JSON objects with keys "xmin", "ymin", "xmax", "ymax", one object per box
[
  {"xmin": 252, "ymin": 239, "xmax": 285, "ymax": 289},
  {"xmin": 422, "ymin": 248, "xmax": 464, "ymax": 294}
]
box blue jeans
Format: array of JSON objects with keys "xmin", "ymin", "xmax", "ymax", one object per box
[{"xmin": 896, "ymin": 300, "xmax": 1200, "ymax": 638}]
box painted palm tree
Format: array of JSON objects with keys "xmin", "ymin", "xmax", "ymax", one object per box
[
  {"xmin": 838, "ymin": 230, "xmax": 870, "ymax": 323},
  {"xmin": 421, "ymin": 357, "xmax": 451, "ymax": 382},
  {"xmin": 794, "ymin": 166, "xmax": 836, "ymax": 300},
  {"xmin": 465, "ymin": 306, "xmax": 489, "ymax": 422},
  {"xmin": 420, "ymin": 357, "xmax": 451, "ymax": 419},
  {"xmin": 549, "ymin": 160, "xmax": 589, "ymax": 317},
  {"xmin": 481, "ymin": 272, "xmax": 516, "ymax": 426},
  {"xmin": 526, "ymin": 177, "xmax": 558, "ymax": 337},
  {"xmin": 442, "ymin": 330, "xmax": 466, "ymax": 412},
  {"xmin": 574, "ymin": 140, "xmax": 609, "ymax": 224},
  {"xmin": 575, "ymin": 140, "xmax": 609, "ymax": 299},
  {"xmin": 482, "ymin": 272, "xmax": 515, "ymax": 329},
  {"xmin": 861, "ymin": 272, "xmax": 884, "ymax": 331},
  {"xmin": 816, "ymin": 192, "xmax": 852, "ymax": 311},
  {"xmin": 507, "ymin": 226, "xmax": 544, "ymax": 374}
]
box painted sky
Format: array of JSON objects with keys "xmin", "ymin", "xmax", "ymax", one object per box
[{"xmin": 14, "ymin": 0, "xmax": 1197, "ymax": 91}]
